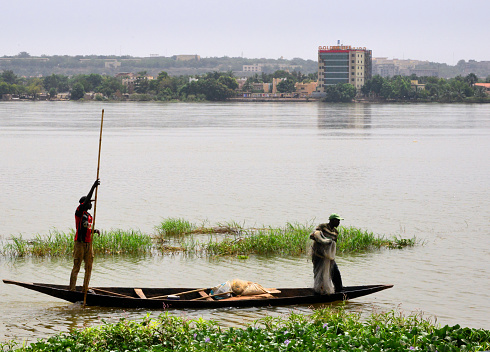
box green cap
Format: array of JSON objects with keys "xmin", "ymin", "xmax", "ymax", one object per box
[{"xmin": 329, "ymin": 213, "xmax": 344, "ymax": 220}]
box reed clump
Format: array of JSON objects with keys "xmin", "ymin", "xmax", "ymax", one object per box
[
  {"xmin": 336, "ymin": 226, "xmax": 416, "ymax": 253},
  {"xmin": 201, "ymin": 223, "xmax": 416, "ymax": 257},
  {"xmin": 203, "ymin": 222, "xmax": 311, "ymax": 256},
  {"xmin": 3, "ymin": 308, "xmax": 488, "ymax": 352},
  {"xmin": 1, "ymin": 219, "xmax": 417, "ymax": 258},
  {"xmin": 155, "ymin": 218, "xmax": 241, "ymax": 240},
  {"xmin": 2, "ymin": 229, "xmax": 152, "ymax": 257},
  {"xmin": 155, "ymin": 218, "xmax": 195, "ymax": 237}
]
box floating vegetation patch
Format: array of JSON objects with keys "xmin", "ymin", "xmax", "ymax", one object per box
[
  {"xmin": 2, "ymin": 308, "xmax": 488, "ymax": 351},
  {"xmin": 1, "ymin": 219, "xmax": 417, "ymax": 258},
  {"xmin": 155, "ymin": 218, "xmax": 195, "ymax": 237},
  {"xmin": 2, "ymin": 229, "xmax": 152, "ymax": 257}
]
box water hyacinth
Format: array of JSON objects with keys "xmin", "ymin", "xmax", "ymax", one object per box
[{"xmin": 1, "ymin": 308, "xmax": 488, "ymax": 352}]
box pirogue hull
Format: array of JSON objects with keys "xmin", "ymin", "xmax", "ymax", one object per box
[{"xmin": 3, "ymin": 279, "xmax": 392, "ymax": 309}]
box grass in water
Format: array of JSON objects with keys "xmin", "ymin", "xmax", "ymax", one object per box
[
  {"xmin": 155, "ymin": 218, "xmax": 241, "ymax": 240},
  {"xmin": 201, "ymin": 223, "xmax": 416, "ymax": 257},
  {"xmin": 2, "ymin": 308, "xmax": 488, "ymax": 351},
  {"xmin": 2, "ymin": 229, "xmax": 152, "ymax": 257},
  {"xmin": 1, "ymin": 219, "xmax": 417, "ymax": 258},
  {"xmin": 203, "ymin": 222, "xmax": 311, "ymax": 256}
]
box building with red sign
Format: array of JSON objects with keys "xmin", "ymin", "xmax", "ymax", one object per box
[{"xmin": 317, "ymin": 45, "xmax": 372, "ymax": 92}]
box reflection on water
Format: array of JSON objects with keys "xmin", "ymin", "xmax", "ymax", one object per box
[
  {"xmin": 1, "ymin": 101, "xmax": 489, "ymax": 343},
  {"xmin": 317, "ymin": 104, "xmax": 372, "ymax": 130}
]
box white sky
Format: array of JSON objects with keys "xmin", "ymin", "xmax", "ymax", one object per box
[{"xmin": 3, "ymin": 0, "xmax": 489, "ymax": 65}]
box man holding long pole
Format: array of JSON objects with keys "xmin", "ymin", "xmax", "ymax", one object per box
[
  {"xmin": 69, "ymin": 179, "xmax": 100, "ymax": 292},
  {"xmin": 69, "ymin": 109, "xmax": 104, "ymax": 307}
]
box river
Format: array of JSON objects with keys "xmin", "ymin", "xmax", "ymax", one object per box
[{"xmin": 0, "ymin": 101, "xmax": 489, "ymax": 343}]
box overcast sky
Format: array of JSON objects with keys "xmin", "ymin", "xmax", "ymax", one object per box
[{"xmin": 3, "ymin": 0, "xmax": 489, "ymax": 65}]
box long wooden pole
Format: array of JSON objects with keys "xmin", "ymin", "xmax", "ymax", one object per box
[{"xmin": 83, "ymin": 109, "xmax": 104, "ymax": 307}]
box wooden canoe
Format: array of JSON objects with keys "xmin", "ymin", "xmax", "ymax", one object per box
[{"xmin": 3, "ymin": 279, "xmax": 392, "ymax": 309}]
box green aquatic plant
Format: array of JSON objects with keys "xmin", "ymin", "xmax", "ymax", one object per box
[
  {"xmin": 1, "ymin": 219, "xmax": 416, "ymax": 258},
  {"xmin": 155, "ymin": 218, "xmax": 196, "ymax": 237},
  {"xmin": 203, "ymin": 222, "xmax": 311, "ymax": 256},
  {"xmin": 3, "ymin": 234, "xmax": 29, "ymax": 257},
  {"xmin": 2, "ymin": 229, "xmax": 152, "ymax": 257},
  {"xmin": 93, "ymin": 229, "xmax": 153, "ymax": 254},
  {"xmin": 202, "ymin": 222, "xmax": 416, "ymax": 257},
  {"xmin": 2, "ymin": 308, "xmax": 488, "ymax": 352}
]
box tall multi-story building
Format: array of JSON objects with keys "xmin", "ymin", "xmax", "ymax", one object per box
[{"xmin": 317, "ymin": 45, "xmax": 372, "ymax": 92}]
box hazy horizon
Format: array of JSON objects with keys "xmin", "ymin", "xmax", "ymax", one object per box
[{"xmin": 3, "ymin": 0, "xmax": 489, "ymax": 66}]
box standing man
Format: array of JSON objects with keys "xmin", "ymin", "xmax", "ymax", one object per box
[
  {"xmin": 310, "ymin": 213, "xmax": 344, "ymax": 294},
  {"xmin": 69, "ymin": 179, "xmax": 100, "ymax": 291}
]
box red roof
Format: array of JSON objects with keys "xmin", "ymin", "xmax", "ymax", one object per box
[{"xmin": 475, "ymin": 83, "xmax": 490, "ymax": 88}]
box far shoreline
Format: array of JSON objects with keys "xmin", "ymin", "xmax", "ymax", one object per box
[{"xmin": 2, "ymin": 97, "xmax": 490, "ymax": 104}]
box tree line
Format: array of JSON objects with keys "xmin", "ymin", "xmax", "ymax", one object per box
[
  {"xmin": 360, "ymin": 73, "xmax": 490, "ymax": 102},
  {"xmin": 0, "ymin": 69, "xmax": 317, "ymax": 101},
  {"xmin": 1, "ymin": 69, "xmax": 489, "ymax": 102}
]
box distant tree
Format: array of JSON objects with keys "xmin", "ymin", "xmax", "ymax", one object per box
[
  {"xmin": 0, "ymin": 82, "xmax": 10, "ymax": 95},
  {"xmin": 242, "ymin": 80, "xmax": 253, "ymax": 92},
  {"xmin": 276, "ymin": 78, "xmax": 296, "ymax": 93},
  {"xmin": 307, "ymin": 72, "xmax": 318, "ymax": 81},
  {"xmin": 70, "ymin": 82, "xmax": 85, "ymax": 100},
  {"xmin": 323, "ymin": 83, "xmax": 357, "ymax": 102},
  {"xmin": 380, "ymin": 81, "xmax": 394, "ymax": 99},
  {"xmin": 218, "ymin": 75, "xmax": 238, "ymax": 90},
  {"xmin": 456, "ymin": 59, "xmax": 466, "ymax": 67},
  {"xmin": 17, "ymin": 52, "xmax": 31, "ymax": 58},
  {"xmin": 96, "ymin": 76, "xmax": 125, "ymax": 98},
  {"xmin": 151, "ymin": 71, "xmax": 178, "ymax": 96},
  {"xmin": 86, "ymin": 74, "xmax": 104, "ymax": 91},
  {"xmin": 291, "ymin": 70, "xmax": 306, "ymax": 82},
  {"xmin": 70, "ymin": 75, "xmax": 91, "ymax": 92},
  {"xmin": 370, "ymin": 75, "xmax": 384, "ymax": 96},
  {"xmin": 261, "ymin": 72, "xmax": 273, "ymax": 83},
  {"xmin": 465, "ymin": 73, "xmax": 478, "ymax": 86},
  {"xmin": 391, "ymin": 76, "xmax": 411, "ymax": 99},
  {"xmin": 49, "ymin": 87, "xmax": 57, "ymax": 99},
  {"xmin": 26, "ymin": 78, "xmax": 44, "ymax": 98},
  {"xmin": 201, "ymin": 79, "xmax": 235, "ymax": 101},
  {"xmin": 486, "ymin": 76, "xmax": 490, "ymax": 83},
  {"xmin": 43, "ymin": 74, "xmax": 69, "ymax": 92},
  {"xmin": 362, "ymin": 75, "xmax": 385, "ymax": 97},
  {"xmin": 273, "ymin": 70, "xmax": 292, "ymax": 79},
  {"xmin": 180, "ymin": 77, "xmax": 234, "ymax": 101},
  {"xmin": 474, "ymin": 86, "xmax": 487, "ymax": 101},
  {"xmin": 1, "ymin": 70, "xmax": 18, "ymax": 84},
  {"xmin": 135, "ymin": 76, "xmax": 149, "ymax": 94}
]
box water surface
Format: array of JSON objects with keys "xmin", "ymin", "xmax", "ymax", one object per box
[{"xmin": 1, "ymin": 101, "xmax": 489, "ymax": 343}]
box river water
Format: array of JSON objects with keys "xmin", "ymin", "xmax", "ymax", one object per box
[{"xmin": 0, "ymin": 101, "xmax": 489, "ymax": 343}]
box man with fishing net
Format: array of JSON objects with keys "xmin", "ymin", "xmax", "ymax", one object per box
[
  {"xmin": 69, "ymin": 179, "xmax": 100, "ymax": 291},
  {"xmin": 310, "ymin": 213, "xmax": 344, "ymax": 294}
]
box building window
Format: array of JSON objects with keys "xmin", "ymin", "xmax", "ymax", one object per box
[{"xmin": 352, "ymin": 60, "xmax": 355, "ymax": 63}]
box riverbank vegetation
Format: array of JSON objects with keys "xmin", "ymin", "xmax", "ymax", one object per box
[
  {"xmin": 360, "ymin": 73, "xmax": 490, "ymax": 103},
  {"xmin": 3, "ymin": 67, "xmax": 488, "ymax": 103},
  {"xmin": 1, "ymin": 219, "xmax": 415, "ymax": 258},
  {"xmin": 1, "ymin": 307, "xmax": 488, "ymax": 351},
  {"xmin": 0, "ymin": 69, "xmax": 316, "ymax": 102}
]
